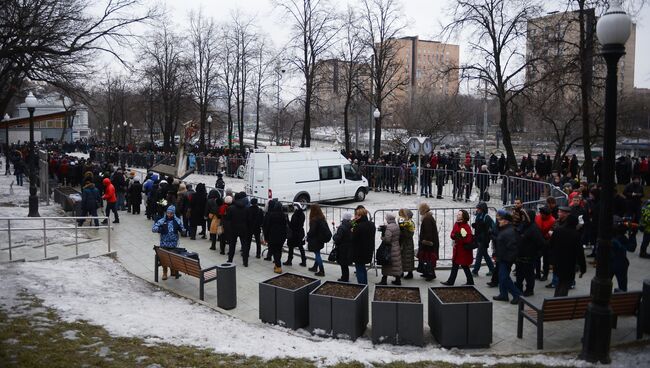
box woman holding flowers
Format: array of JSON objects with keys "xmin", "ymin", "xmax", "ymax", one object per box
[{"xmin": 442, "ymin": 209, "xmax": 475, "ymax": 286}]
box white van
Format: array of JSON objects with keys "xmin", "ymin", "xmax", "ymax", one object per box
[{"xmin": 244, "ymin": 148, "xmax": 369, "ymax": 203}]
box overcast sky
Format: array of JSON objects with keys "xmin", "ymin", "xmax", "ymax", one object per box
[{"xmin": 130, "ymin": 0, "xmax": 650, "ymax": 90}]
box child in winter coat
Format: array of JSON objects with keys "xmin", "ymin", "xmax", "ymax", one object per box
[{"xmin": 152, "ymin": 205, "xmax": 186, "ymax": 280}]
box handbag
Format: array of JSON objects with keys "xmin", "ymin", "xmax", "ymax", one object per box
[
  {"xmin": 463, "ymin": 239, "xmax": 479, "ymax": 251},
  {"xmin": 328, "ymin": 246, "xmax": 338, "ymax": 262},
  {"xmin": 376, "ymin": 240, "xmax": 392, "ymax": 266},
  {"xmin": 417, "ymin": 259, "xmax": 433, "ymax": 275}
]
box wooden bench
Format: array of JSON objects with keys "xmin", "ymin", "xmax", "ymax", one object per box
[
  {"xmin": 153, "ymin": 246, "xmax": 217, "ymax": 301},
  {"xmin": 517, "ymin": 291, "xmax": 643, "ymax": 349}
]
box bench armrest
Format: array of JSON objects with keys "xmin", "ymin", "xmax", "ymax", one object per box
[
  {"xmin": 520, "ymin": 296, "xmax": 541, "ymax": 312},
  {"xmin": 201, "ymin": 265, "xmax": 218, "ymax": 273}
]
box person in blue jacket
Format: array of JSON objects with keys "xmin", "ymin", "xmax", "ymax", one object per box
[{"xmin": 152, "ymin": 205, "xmax": 186, "ymax": 280}]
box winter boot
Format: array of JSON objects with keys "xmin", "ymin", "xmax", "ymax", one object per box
[
  {"xmin": 308, "ymin": 263, "xmax": 318, "ymax": 272},
  {"xmin": 274, "ymin": 266, "xmax": 282, "ymax": 274},
  {"xmin": 391, "ymin": 277, "xmax": 401, "ymax": 286},
  {"xmin": 314, "ymin": 265, "xmax": 325, "ymax": 277}
]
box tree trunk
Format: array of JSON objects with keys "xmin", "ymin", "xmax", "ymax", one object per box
[
  {"xmin": 498, "ymin": 98, "xmax": 517, "ymax": 170},
  {"xmin": 579, "ymin": 5, "xmax": 595, "ymax": 182},
  {"xmin": 254, "ymin": 95, "xmax": 260, "ymax": 149}
]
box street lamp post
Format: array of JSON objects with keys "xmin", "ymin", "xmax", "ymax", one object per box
[
  {"xmin": 3, "ymin": 113, "xmax": 10, "ymax": 175},
  {"xmin": 25, "ymin": 92, "xmax": 39, "ymax": 217},
  {"xmin": 372, "ymin": 108, "xmax": 380, "ymax": 158},
  {"xmin": 129, "ymin": 123, "xmax": 133, "ymax": 145},
  {"xmin": 207, "ymin": 115, "xmax": 213, "ymax": 149},
  {"xmin": 275, "ymin": 62, "xmax": 285, "ymax": 145},
  {"xmin": 122, "ymin": 121, "xmax": 127, "ymax": 147},
  {"xmin": 580, "ymin": 1, "xmax": 631, "ymax": 364}
]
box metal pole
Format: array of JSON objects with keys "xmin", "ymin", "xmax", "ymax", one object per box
[
  {"xmin": 27, "ymin": 107, "xmax": 39, "ymax": 217},
  {"xmin": 74, "ymin": 219, "xmax": 79, "ymax": 256},
  {"xmin": 107, "ymin": 216, "xmax": 111, "ymax": 253},
  {"xmin": 580, "ymin": 43, "xmax": 624, "ymax": 364},
  {"xmin": 43, "ymin": 218, "xmax": 47, "ymax": 258},
  {"xmin": 483, "ymin": 79, "xmax": 488, "ymax": 157},
  {"xmin": 417, "ymin": 154, "xmax": 421, "ymax": 196},
  {"xmin": 8, "ymin": 220, "xmax": 12, "ymax": 261}
]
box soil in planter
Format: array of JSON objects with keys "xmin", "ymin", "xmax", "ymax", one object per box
[
  {"xmin": 433, "ymin": 287, "xmax": 486, "ymax": 303},
  {"xmin": 374, "ymin": 287, "xmax": 421, "ymax": 303},
  {"xmin": 313, "ymin": 282, "xmax": 364, "ymax": 299},
  {"xmin": 264, "ymin": 273, "xmax": 316, "ymax": 290}
]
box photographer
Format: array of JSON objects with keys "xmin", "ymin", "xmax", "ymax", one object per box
[
  {"xmin": 152, "ymin": 205, "xmax": 187, "ymax": 280},
  {"xmin": 611, "ymin": 216, "xmax": 638, "ymax": 292}
]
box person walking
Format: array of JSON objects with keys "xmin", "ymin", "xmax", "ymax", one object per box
[
  {"xmin": 471, "ymin": 202, "xmax": 496, "ymax": 276},
  {"xmin": 306, "ymin": 204, "xmax": 331, "ymax": 277},
  {"xmin": 284, "ymin": 202, "xmax": 307, "ymax": 267},
  {"xmin": 351, "ymin": 206, "xmax": 375, "ymax": 284},
  {"xmin": 14, "ymin": 156, "xmax": 25, "ymax": 186},
  {"xmin": 218, "ymin": 196, "xmax": 232, "ymax": 255},
  {"xmin": 225, "ymin": 192, "xmax": 252, "ymax": 266},
  {"xmin": 493, "ymin": 211, "xmax": 522, "ymax": 304},
  {"xmin": 78, "ymin": 180, "xmax": 101, "ymax": 226},
  {"xmin": 534, "ymin": 206, "xmax": 556, "ymax": 281},
  {"xmin": 332, "ymin": 212, "xmax": 354, "ymax": 282},
  {"xmin": 128, "ymin": 178, "xmax": 142, "ymax": 215},
  {"xmin": 205, "ymin": 189, "xmax": 221, "ymax": 250},
  {"xmin": 248, "ymin": 198, "xmax": 265, "ymax": 258},
  {"xmin": 549, "ymin": 207, "xmax": 586, "ymax": 297},
  {"xmin": 377, "ymin": 213, "xmax": 402, "ymax": 285},
  {"xmin": 101, "ymin": 177, "xmax": 119, "ymax": 224},
  {"xmin": 262, "ymin": 199, "xmax": 288, "ymax": 274},
  {"xmin": 610, "ymin": 217, "xmax": 637, "ymax": 292},
  {"xmin": 398, "ymin": 209, "xmax": 416, "ymax": 280},
  {"xmin": 442, "ymin": 210, "xmax": 475, "ymax": 286},
  {"xmin": 152, "ymin": 205, "xmax": 186, "ymax": 280},
  {"xmin": 515, "ymin": 209, "xmax": 545, "ymax": 296},
  {"xmin": 417, "ymin": 203, "xmax": 439, "ymax": 281},
  {"xmin": 190, "ymin": 183, "xmax": 207, "ymax": 239}
]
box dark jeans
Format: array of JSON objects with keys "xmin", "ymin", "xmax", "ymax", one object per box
[
  {"xmin": 251, "ymin": 229, "xmax": 261, "ymax": 256},
  {"xmin": 554, "ymin": 276, "xmax": 573, "ymax": 297},
  {"xmin": 355, "ymin": 263, "xmax": 367, "ymax": 284},
  {"xmin": 286, "ymin": 244, "xmax": 306, "ymax": 263},
  {"xmin": 16, "ymin": 173, "xmax": 23, "ymax": 186},
  {"xmin": 611, "ymin": 264, "xmax": 629, "ymax": 292},
  {"xmin": 269, "ymin": 242, "xmax": 283, "ymax": 267},
  {"xmin": 105, "ymin": 202, "xmax": 119, "ymax": 221},
  {"xmin": 640, "ymin": 232, "xmax": 650, "ymax": 255},
  {"xmin": 447, "ymin": 263, "xmax": 474, "ymax": 285},
  {"xmin": 228, "ymin": 234, "xmax": 251, "ymax": 261},
  {"xmin": 130, "ymin": 203, "xmax": 140, "ymax": 214},
  {"xmin": 339, "ymin": 264, "xmax": 349, "ymax": 281},
  {"xmin": 515, "ymin": 261, "xmax": 535, "ymax": 293},
  {"xmin": 498, "ymin": 261, "xmax": 521, "ymax": 299},
  {"xmin": 78, "ymin": 207, "xmax": 99, "ymax": 226},
  {"xmin": 472, "ymin": 245, "xmax": 494, "ymax": 274}
]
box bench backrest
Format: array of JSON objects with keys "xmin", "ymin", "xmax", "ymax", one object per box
[
  {"xmin": 155, "ymin": 247, "xmax": 202, "ymax": 278},
  {"xmin": 541, "ymin": 291, "xmax": 642, "ymax": 322}
]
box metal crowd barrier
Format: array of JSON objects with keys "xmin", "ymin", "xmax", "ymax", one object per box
[{"xmin": 0, "ymin": 216, "xmax": 112, "ymax": 261}]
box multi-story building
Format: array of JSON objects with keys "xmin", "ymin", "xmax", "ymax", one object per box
[{"xmin": 526, "ymin": 9, "xmax": 636, "ymax": 93}]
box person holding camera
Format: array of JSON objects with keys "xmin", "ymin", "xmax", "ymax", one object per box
[
  {"xmin": 152, "ymin": 205, "xmax": 186, "ymax": 280},
  {"xmin": 442, "ymin": 210, "xmax": 474, "ymax": 286},
  {"xmin": 377, "ymin": 213, "xmax": 402, "ymax": 285}
]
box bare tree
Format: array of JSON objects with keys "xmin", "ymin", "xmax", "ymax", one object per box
[
  {"xmin": 0, "ymin": 0, "xmax": 158, "ymax": 117},
  {"xmin": 231, "ymin": 13, "xmax": 257, "ymax": 153},
  {"xmin": 441, "ymin": 0, "xmax": 543, "ymax": 169},
  {"xmin": 141, "ymin": 22, "xmax": 189, "ymax": 151},
  {"xmin": 187, "ymin": 10, "xmax": 219, "ymax": 150},
  {"xmin": 359, "ymin": 0, "xmax": 408, "ymax": 159},
  {"xmin": 251, "ymin": 38, "xmax": 276, "ymax": 149},
  {"xmin": 276, "ymin": 0, "xmax": 339, "ymax": 147},
  {"xmin": 337, "ymin": 6, "xmax": 367, "ymax": 153},
  {"xmin": 216, "ymin": 24, "xmax": 237, "ymax": 150}
]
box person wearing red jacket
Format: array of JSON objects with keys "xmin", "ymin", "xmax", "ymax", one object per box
[
  {"xmin": 535, "ymin": 206, "xmax": 556, "ymax": 281},
  {"xmin": 101, "ymin": 177, "xmax": 119, "ymax": 224},
  {"xmin": 442, "ymin": 210, "xmax": 475, "ymax": 286}
]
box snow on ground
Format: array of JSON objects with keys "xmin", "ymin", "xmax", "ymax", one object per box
[{"xmin": 0, "ymin": 256, "xmax": 627, "ymax": 367}]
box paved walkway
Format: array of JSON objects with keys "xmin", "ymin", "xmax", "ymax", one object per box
[{"xmin": 97, "ymin": 207, "xmax": 650, "ymax": 354}]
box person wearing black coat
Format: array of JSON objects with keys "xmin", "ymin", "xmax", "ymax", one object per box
[
  {"xmin": 78, "ymin": 181, "xmax": 101, "ymax": 226},
  {"xmin": 515, "ymin": 210, "xmax": 545, "ymax": 296},
  {"xmin": 549, "ymin": 208, "xmax": 586, "ymax": 297},
  {"xmin": 351, "ymin": 207, "xmax": 376, "ymax": 284},
  {"xmin": 205, "ymin": 189, "xmax": 221, "ymax": 250},
  {"xmin": 128, "ymin": 179, "xmax": 143, "ymax": 215},
  {"xmin": 262, "ymin": 199, "xmax": 288, "ymax": 273},
  {"xmin": 306, "ymin": 204, "xmax": 330, "ymax": 277},
  {"xmin": 248, "ymin": 198, "xmax": 265, "ymax": 258},
  {"xmin": 190, "ymin": 183, "xmax": 208, "ymax": 239},
  {"xmin": 333, "ymin": 213, "xmax": 354, "ymax": 282},
  {"xmin": 284, "ymin": 203, "xmax": 307, "ymax": 266},
  {"xmin": 493, "ymin": 211, "xmax": 522, "ymax": 304},
  {"xmin": 225, "ymin": 192, "xmax": 252, "ymax": 266}
]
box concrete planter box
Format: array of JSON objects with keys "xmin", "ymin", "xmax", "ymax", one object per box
[
  {"xmin": 428, "ymin": 286, "xmax": 492, "ymax": 348},
  {"xmin": 309, "ymin": 281, "xmax": 368, "ymax": 340},
  {"xmin": 372, "ymin": 286, "xmax": 423, "ymax": 346},
  {"xmin": 259, "ymin": 273, "xmax": 320, "ymax": 330}
]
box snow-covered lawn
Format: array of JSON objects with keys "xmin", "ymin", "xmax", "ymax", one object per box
[{"xmin": 1, "ymin": 256, "xmax": 646, "ymax": 367}]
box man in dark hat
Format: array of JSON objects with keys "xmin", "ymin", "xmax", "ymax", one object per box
[
  {"xmin": 548, "ymin": 206, "xmax": 586, "ymax": 296},
  {"xmin": 493, "ymin": 209, "xmax": 522, "ymax": 304},
  {"xmin": 247, "ymin": 197, "xmax": 265, "ymax": 259}
]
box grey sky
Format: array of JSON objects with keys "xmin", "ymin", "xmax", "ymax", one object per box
[{"xmin": 141, "ymin": 0, "xmax": 649, "ymax": 89}]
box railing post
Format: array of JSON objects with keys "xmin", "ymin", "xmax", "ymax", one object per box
[
  {"xmin": 107, "ymin": 216, "xmax": 111, "ymax": 253},
  {"xmin": 8, "ymin": 220, "xmax": 12, "ymax": 261},
  {"xmin": 74, "ymin": 218, "xmax": 79, "ymax": 256},
  {"xmin": 43, "ymin": 218, "xmax": 47, "ymax": 259}
]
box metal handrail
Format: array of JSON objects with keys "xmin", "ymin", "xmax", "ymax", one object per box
[{"xmin": 0, "ymin": 216, "xmax": 112, "ymax": 261}]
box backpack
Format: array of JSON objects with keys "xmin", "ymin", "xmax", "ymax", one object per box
[{"xmin": 376, "ymin": 240, "xmax": 392, "ymax": 266}]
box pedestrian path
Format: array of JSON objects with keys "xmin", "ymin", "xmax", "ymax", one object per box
[{"xmin": 99, "ymin": 209, "xmax": 650, "ymax": 354}]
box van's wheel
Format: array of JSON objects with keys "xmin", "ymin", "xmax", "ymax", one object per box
[
  {"xmin": 295, "ymin": 194, "xmax": 310, "ymax": 205},
  {"xmin": 355, "ymin": 189, "xmax": 366, "ymax": 202}
]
